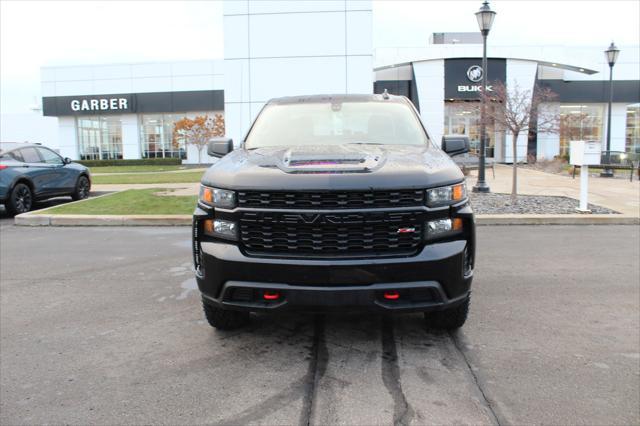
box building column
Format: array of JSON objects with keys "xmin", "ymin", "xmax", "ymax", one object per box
[
  {"xmin": 603, "ymin": 103, "xmax": 628, "ymax": 152},
  {"xmin": 57, "ymin": 117, "xmax": 78, "ymax": 160},
  {"xmin": 412, "ymin": 60, "xmax": 445, "ymax": 146},
  {"xmin": 536, "ymin": 102, "xmax": 560, "ymax": 161},
  {"xmin": 120, "ymin": 114, "xmax": 140, "ymax": 159},
  {"xmin": 505, "ymin": 59, "xmax": 537, "ymax": 163}
]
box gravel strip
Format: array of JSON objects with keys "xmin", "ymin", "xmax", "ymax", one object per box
[{"xmin": 469, "ymin": 193, "xmax": 619, "ymax": 214}]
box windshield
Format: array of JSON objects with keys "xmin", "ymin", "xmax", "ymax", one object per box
[{"xmin": 245, "ymin": 101, "xmax": 430, "ymax": 149}]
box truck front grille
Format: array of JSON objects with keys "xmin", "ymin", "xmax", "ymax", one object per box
[
  {"xmin": 239, "ymin": 211, "xmax": 423, "ymax": 257},
  {"xmin": 237, "ymin": 190, "xmax": 424, "ymax": 210}
]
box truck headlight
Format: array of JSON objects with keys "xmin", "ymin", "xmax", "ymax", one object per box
[
  {"xmin": 426, "ymin": 183, "xmax": 466, "ymax": 207},
  {"xmin": 425, "ymin": 218, "xmax": 463, "ymax": 240},
  {"xmin": 200, "ymin": 186, "xmax": 236, "ymax": 209},
  {"xmin": 203, "ymin": 219, "xmax": 238, "ymax": 240}
]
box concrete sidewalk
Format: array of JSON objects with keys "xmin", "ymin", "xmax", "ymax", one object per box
[
  {"xmin": 93, "ymin": 165, "xmax": 640, "ymax": 216},
  {"xmin": 468, "ymin": 164, "xmax": 640, "ymax": 216},
  {"xmin": 15, "ymin": 164, "xmax": 638, "ymax": 226},
  {"xmin": 92, "ymin": 164, "xmax": 640, "ymax": 217},
  {"xmin": 92, "ymin": 182, "xmax": 199, "ymax": 197},
  {"xmin": 91, "ymin": 168, "xmax": 207, "ymax": 176}
]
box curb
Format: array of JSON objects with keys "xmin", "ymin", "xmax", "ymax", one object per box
[
  {"xmin": 14, "ymin": 213, "xmax": 639, "ymax": 227},
  {"xmin": 15, "ymin": 214, "xmax": 191, "ymax": 226},
  {"xmin": 475, "ymin": 214, "xmax": 639, "ymax": 226}
]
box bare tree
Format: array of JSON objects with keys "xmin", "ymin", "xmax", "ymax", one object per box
[{"xmin": 479, "ymin": 82, "xmax": 558, "ymax": 203}]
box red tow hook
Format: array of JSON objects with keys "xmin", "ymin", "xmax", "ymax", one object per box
[
  {"xmin": 263, "ymin": 290, "xmax": 281, "ymax": 301},
  {"xmin": 383, "ymin": 291, "xmax": 400, "ymax": 300}
]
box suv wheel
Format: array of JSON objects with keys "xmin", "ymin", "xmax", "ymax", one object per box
[
  {"xmin": 7, "ymin": 183, "xmax": 33, "ymax": 215},
  {"xmin": 202, "ymin": 299, "xmax": 250, "ymax": 330},
  {"xmin": 425, "ymin": 295, "xmax": 470, "ymax": 330},
  {"xmin": 72, "ymin": 175, "xmax": 90, "ymax": 201}
]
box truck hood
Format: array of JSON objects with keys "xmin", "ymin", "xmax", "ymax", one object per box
[{"xmin": 201, "ymin": 144, "xmax": 465, "ymax": 191}]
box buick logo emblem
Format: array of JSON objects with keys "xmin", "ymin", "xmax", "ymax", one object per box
[{"xmin": 466, "ymin": 65, "xmax": 483, "ymax": 83}]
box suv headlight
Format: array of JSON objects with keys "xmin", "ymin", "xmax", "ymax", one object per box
[
  {"xmin": 199, "ymin": 186, "xmax": 236, "ymax": 209},
  {"xmin": 426, "ymin": 183, "xmax": 467, "ymax": 207}
]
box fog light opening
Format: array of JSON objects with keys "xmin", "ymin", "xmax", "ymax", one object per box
[
  {"xmin": 263, "ymin": 290, "xmax": 281, "ymax": 301},
  {"xmin": 383, "ymin": 291, "xmax": 400, "ymax": 300}
]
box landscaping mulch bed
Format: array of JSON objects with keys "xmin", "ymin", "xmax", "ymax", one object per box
[{"xmin": 469, "ymin": 193, "xmax": 619, "ymax": 214}]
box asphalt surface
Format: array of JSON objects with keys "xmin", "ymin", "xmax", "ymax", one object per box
[{"xmin": 0, "ymin": 224, "xmax": 638, "ymax": 425}]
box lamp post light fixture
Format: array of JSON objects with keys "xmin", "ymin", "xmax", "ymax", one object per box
[
  {"xmin": 472, "ymin": 0, "xmax": 496, "ymax": 193},
  {"xmin": 601, "ymin": 42, "xmax": 620, "ymax": 177}
]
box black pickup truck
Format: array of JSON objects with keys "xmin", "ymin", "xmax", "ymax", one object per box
[{"xmin": 192, "ymin": 94, "xmax": 475, "ymax": 330}]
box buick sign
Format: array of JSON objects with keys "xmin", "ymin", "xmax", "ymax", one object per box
[
  {"xmin": 444, "ymin": 58, "xmax": 506, "ymax": 100},
  {"xmin": 466, "ymin": 65, "xmax": 483, "ymax": 83}
]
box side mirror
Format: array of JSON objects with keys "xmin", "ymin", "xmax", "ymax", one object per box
[
  {"xmin": 442, "ymin": 135, "xmax": 470, "ymax": 156},
  {"xmin": 63, "ymin": 157, "xmax": 72, "ymax": 165},
  {"xmin": 207, "ymin": 137, "xmax": 234, "ymax": 158}
]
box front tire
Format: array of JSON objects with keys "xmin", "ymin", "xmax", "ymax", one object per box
[
  {"xmin": 202, "ymin": 299, "xmax": 250, "ymax": 330},
  {"xmin": 7, "ymin": 183, "xmax": 33, "ymax": 215},
  {"xmin": 72, "ymin": 175, "xmax": 90, "ymax": 201},
  {"xmin": 425, "ymin": 295, "xmax": 470, "ymax": 330}
]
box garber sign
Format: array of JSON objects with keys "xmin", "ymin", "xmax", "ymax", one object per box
[
  {"xmin": 70, "ymin": 98, "xmax": 128, "ymax": 112},
  {"xmin": 42, "ymin": 93, "xmax": 134, "ymax": 116},
  {"xmin": 42, "ymin": 90, "xmax": 225, "ymax": 117},
  {"xmin": 444, "ymin": 58, "xmax": 506, "ymax": 100}
]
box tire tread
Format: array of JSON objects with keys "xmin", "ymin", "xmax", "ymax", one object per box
[
  {"xmin": 202, "ymin": 300, "xmax": 250, "ymax": 330},
  {"xmin": 425, "ymin": 295, "xmax": 470, "ymax": 330}
]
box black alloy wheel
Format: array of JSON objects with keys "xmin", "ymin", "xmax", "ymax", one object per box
[
  {"xmin": 73, "ymin": 176, "xmax": 90, "ymax": 200},
  {"xmin": 9, "ymin": 183, "xmax": 33, "ymax": 215}
]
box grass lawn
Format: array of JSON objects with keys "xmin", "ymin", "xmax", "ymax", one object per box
[
  {"xmin": 92, "ymin": 171, "xmax": 204, "ymax": 184},
  {"xmin": 89, "ymin": 165, "xmax": 189, "ymax": 173},
  {"xmin": 46, "ymin": 189, "xmax": 197, "ymax": 215}
]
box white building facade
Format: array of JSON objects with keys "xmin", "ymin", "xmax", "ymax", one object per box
[
  {"xmin": 26, "ymin": 2, "xmax": 639, "ymax": 164},
  {"xmin": 222, "ymin": 0, "xmax": 373, "ymax": 147}
]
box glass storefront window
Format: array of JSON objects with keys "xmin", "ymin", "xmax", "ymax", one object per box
[
  {"xmin": 76, "ymin": 116, "xmax": 123, "ymax": 160},
  {"xmin": 444, "ymin": 101, "xmax": 501, "ymax": 158},
  {"xmin": 625, "ymin": 104, "xmax": 640, "ymax": 154},
  {"xmin": 140, "ymin": 113, "xmax": 187, "ymax": 159},
  {"xmin": 559, "ymin": 104, "xmax": 604, "ymax": 157},
  {"xmin": 139, "ymin": 112, "xmax": 224, "ymax": 159}
]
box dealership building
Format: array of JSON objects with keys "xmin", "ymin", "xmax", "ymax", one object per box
[
  {"xmin": 40, "ymin": 60, "xmax": 225, "ymax": 162},
  {"xmin": 28, "ymin": 0, "xmax": 640, "ymax": 163},
  {"xmin": 375, "ymin": 44, "xmax": 640, "ymax": 162}
]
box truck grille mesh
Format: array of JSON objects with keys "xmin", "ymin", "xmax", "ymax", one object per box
[
  {"xmin": 239, "ymin": 211, "xmax": 423, "ymax": 257},
  {"xmin": 237, "ymin": 190, "xmax": 424, "ymax": 210}
]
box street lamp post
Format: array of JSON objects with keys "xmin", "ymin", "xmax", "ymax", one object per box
[
  {"xmin": 473, "ymin": 0, "xmax": 496, "ymax": 193},
  {"xmin": 601, "ymin": 42, "xmax": 620, "ymax": 177}
]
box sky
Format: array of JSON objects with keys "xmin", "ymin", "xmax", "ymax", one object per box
[{"xmin": 1, "ymin": 0, "xmax": 639, "ymax": 113}]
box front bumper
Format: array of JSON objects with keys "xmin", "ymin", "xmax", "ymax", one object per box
[{"xmin": 195, "ymin": 238, "xmax": 473, "ymax": 313}]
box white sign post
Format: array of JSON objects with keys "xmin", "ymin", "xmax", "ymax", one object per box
[{"xmin": 569, "ymin": 140, "xmax": 602, "ymax": 213}]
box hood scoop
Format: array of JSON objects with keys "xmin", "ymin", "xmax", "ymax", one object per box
[{"xmin": 279, "ymin": 147, "xmax": 384, "ymax": 174}]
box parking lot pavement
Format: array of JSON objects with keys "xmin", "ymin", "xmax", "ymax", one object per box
[{"xmin": 1, "ymin": 225, "xmax": 638, "ymax": 425}]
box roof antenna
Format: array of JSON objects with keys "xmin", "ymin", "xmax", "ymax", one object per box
[{"xmin": 382, "ymin": 88, "xmax": 390, "ymax": 100}]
